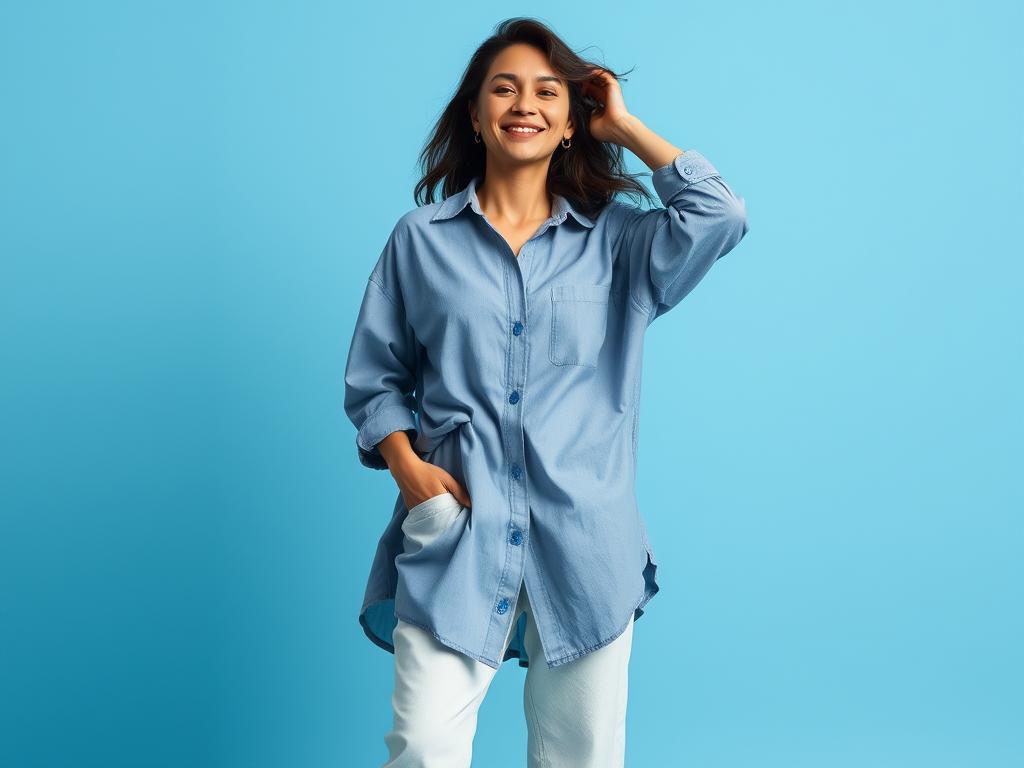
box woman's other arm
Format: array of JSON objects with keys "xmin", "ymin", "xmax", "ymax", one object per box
[
  {"xmin": 584, "ymin": 69, "xmax": 750, "ymax": 322},
  {"xmin": 343, "ymin": 226, "xmax": 421, "ymax": 470}
]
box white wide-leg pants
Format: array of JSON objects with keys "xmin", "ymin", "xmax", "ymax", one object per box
[{"xmin": 383, "ymin": 491, "xmax": 634, "ymax": 767}]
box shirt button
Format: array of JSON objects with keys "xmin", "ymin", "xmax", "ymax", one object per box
[
  {"xmin": 509, "ymin": 390, "xmax": 520, "ymax": 404},
  {"xmin": 510, "ymin": 464, "xmax": 522, "ymax": 480},
  {"xmin": 496, "ymin": 597, "xmax": 510, "ymax": 614},
  {"xmin": 683, "ymin": 166, "xmax": 693, "ymax": 175},
  {"xmin": 510, "ymin": 529, "xmax": 523, "ymax": 546},
  {"xmin": 512, "ymin": 321, "xmax": 523, "ymax": 336}
]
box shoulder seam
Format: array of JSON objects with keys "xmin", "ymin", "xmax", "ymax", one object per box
[
  {"xmin": 368, "ymin": 273, "xmax": 400, "ymax": 308},
  {"xmin": 610, "ymin": 204, "xmax": 655, "ymax": 317}
]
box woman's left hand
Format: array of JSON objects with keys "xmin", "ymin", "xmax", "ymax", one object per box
[{"xmin": 580, "ymin": 68, "xmax": 633, "ymax": 145}]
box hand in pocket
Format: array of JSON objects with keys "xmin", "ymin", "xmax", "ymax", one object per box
[{"xmin": 390, "ymin": 454, "xmax": 472, "ymax": 511}]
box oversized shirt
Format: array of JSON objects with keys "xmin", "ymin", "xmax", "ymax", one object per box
[{"xmin": 344, "ymin": 149, "xmax": 749, "ymax": 669}]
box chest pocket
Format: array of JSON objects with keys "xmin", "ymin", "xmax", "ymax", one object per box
[{"xmin": 548, "ymin": 284, "xmax": 612, "ymax": 368}]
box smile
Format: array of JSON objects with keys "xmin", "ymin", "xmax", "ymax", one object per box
[{"xmin": 502, "ymin": 126, "xmax": 545, "ymax": 139}]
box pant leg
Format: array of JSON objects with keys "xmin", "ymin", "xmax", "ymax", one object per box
[
  {"xmin": 520, "ymin": 590, "xmax": 634, "ymax": 768},
  {"xmin": 382, "ymin": 616, "xmax": 499, "ymax": 767},
  {"xmin": 382, "ymin": 495, "xmax": 529, "ymax": 767}
]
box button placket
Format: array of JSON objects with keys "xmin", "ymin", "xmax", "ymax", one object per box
[{"xmin": 491, "ymin": 244, "xmax": 532, "ymax": 628}]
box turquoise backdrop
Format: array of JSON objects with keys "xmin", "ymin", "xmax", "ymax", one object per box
[{"xmin": 2, "ymin": 1, "xmax": 1020, "ymax": 766}]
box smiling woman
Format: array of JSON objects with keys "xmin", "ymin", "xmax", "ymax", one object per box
[
  {"xmin": 413, "ymin": 21, "xmax": 658, "ymax": 221},
  {"xmin": 344, "ymin": 15, "xmax": 749, "ymax": 768}
]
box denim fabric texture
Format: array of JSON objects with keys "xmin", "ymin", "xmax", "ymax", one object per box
[{"xmin": 344, "ymin": 150, "xmax": 749, "ymax": 669}]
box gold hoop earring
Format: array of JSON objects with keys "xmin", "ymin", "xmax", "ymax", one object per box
[
  {"xmin": 561, "ymin": 136, "xmax": 572, "ymax": 149},
  {"xmin": 474, "ymin": 131, "xmax": 482, "ymax": 143}
]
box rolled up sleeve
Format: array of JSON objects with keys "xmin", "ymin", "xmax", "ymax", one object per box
[
  {"xmin": 618, "ymin": 150, "xmax": 749, "ymax": 323},
  {"xmin": 343, "ymin": 230, "xmax": 420, "ymax": 470}
]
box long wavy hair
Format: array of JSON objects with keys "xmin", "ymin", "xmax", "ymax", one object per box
[{"xmin": 413, "ymin": 17, "xmax": 656, "ymax": 218}]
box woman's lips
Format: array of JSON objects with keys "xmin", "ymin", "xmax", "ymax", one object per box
[{"xmin": 502, "ymin": 126, "xmax": 545, "ymax": 140}]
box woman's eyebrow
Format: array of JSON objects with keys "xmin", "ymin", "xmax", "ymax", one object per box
[{"xmin": 489, "ymin": 72, "xmax": 563, "ymax": 87}]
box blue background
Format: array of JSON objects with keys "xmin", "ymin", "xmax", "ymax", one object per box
[{"xmin": 2, "ymin": 2, "xmax": 1021, "ymax": 766}]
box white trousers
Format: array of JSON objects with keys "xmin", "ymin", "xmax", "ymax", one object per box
[{"xmin": 383, "ymin": 492, "xmax": 634, "ymax": 767}]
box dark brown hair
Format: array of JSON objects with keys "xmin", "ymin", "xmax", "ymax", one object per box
[{"xmin": 413, "ymin": 17, "xmax": 656, "ymax": 218}]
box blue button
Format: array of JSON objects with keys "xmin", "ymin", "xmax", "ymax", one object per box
[
  {"xmin": 496, "ymin": 597, "xmax": 510, "ymax": 614},
  {"xmin": 510, "ymin": 464, "xmax": 522, "ymax": 480},
  {"xmin": 509, "ymin": 390, "xmax": 520, "ymax": 404},
  {"xmin": 683, "ymin": 166, "xmax": 693, "ymax": 175},
  {"xmin": 513, "ymin": 321, "xmax": 523, "ymax": 336},
  {"xmin": 510, "ymin": 529, "xmax": 523, "ymax": 546}
]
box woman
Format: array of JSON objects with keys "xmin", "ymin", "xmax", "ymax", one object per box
[{"xmin": 344, "ymin": 17, "xmax": 749, "ymax": 768}]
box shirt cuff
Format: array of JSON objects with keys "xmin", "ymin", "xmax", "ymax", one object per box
[
  {"xmin": 356, "ymin": 405, "xmax": 418, "ymax": 470},
  {"xmin": 651, "ymin": 150, "xmax": 721, "ymax": 205}
]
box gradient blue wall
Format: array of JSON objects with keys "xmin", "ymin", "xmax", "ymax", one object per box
[{"xmin": 2, "ymin": 1, "xmax": 1021, "ymax": 766}]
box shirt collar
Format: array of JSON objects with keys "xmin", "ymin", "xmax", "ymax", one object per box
[{"xmin": 429, "ymin": 175, "xmax": 595, "ymax": 229}]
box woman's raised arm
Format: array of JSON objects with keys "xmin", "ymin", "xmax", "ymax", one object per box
[
  {"xmin": 585, "ymin": 70, "xmax": 749, "ymax": 323},
  {"xmin": 613, "ymin": 146, "xmax": 749, "ymax": 323}
]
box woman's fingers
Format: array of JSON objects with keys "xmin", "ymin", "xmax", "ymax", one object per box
[
  {"xmin": 582, "ymin": 68, "xmax": 617, "ymax": 111},
  {"xmin": 447, "ymin": 483, "xmax": 471, "ymax": 509},
  {"xmin": 439, "ymin": 470, "xmax": 472, "ymax": 509}
]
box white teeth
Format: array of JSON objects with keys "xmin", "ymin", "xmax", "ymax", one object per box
[{"xmin": 506, "ymin": 126, "xmax": 541, "ymax": 133}]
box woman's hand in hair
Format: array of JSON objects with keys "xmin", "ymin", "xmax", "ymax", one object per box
[
  {"xmin": 582, "ymin": 66, "xmax": 684, "ymax": 172},
  {"xmin": 581, "ymin": 67, "xmax": 633, "ymax": 144}
]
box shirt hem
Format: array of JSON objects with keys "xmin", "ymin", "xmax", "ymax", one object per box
[
  {"xmin": 392, "ymin": 611, "xmax": 503, "ymax": 670},
  {"xmin": 542, "ymin": 545, "xmax": 660, "ymax": 669},
  {"xmin": 358, "ymin": 540, "xmax": 660, "ymax": 671},
  {"xmin": 541, "ymin": 588, "xmax": 648, "ymax": 669}
]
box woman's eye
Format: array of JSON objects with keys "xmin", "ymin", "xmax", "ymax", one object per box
[{"xmin": 495, "ymin": 87, "xmax": 557, "ymax": 97}]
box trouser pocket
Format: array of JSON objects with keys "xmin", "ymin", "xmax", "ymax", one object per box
[{"xmin": 401, "ymin": 492, "xmax": 466, "ymax": 556}]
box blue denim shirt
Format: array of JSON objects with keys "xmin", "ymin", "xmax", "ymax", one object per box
[{"xmin": 345, "ymin": 150, "xmax": 749, "ymax": 669}]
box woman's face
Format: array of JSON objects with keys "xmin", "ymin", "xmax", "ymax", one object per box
[{"xmin": 469, "ymin": 43, "xmax": 574, "ymax": 168}]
